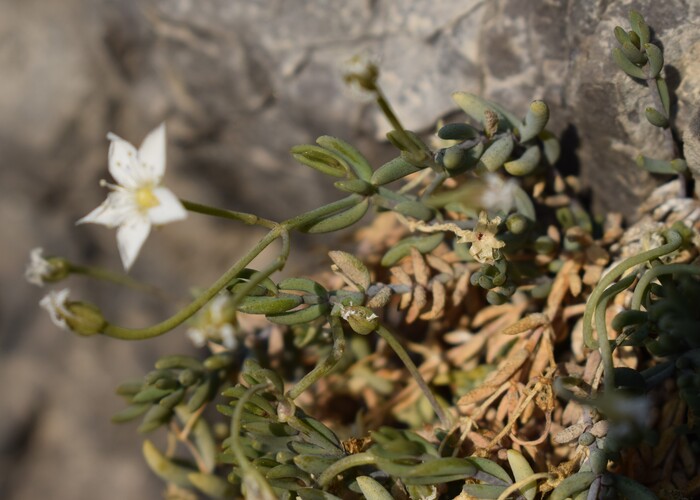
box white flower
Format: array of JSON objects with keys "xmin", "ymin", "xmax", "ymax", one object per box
[
  {"xmin": 480, "ymin": 174, "xmax": 519, "ymax": 215},
  {"xmin": 400, "ymin": 213, "xmax": 504, "ymax": 264},
  {"xmin": 187, "ymin": 293, "xmax": 237, "ymax": 349},
  {"xmin": 25, "ymin": 247, "xmax": 55, "ymax": 287},
  {"xmin": 39, "ymin": 288, "xmax": 73, "ymax": 331},
  {"xmin": 460, "ymin": 212, "xmax": 505, "ymax": 264},
  {"xmin": 77, "ymin": 123, "xmax": 187, "ymax": 270}
]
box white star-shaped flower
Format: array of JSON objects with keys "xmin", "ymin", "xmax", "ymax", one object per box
[
  {"xmin": 25, "ymin": 247, "xmax": 55, "ymax": 287},
  {"xmin": 39, "ymin": 288, "xmax": 73, "ymax": 331},
  {"xmin": 77, "ymin": 123, "xmax": 187, "ymax": 270}
]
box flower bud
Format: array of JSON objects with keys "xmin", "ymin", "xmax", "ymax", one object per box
[
  {"xmin": 277, "ymin": 397, "xmax": 295, "ymax": 423},
  {"xmin": 65, "ymin": 302, "xmax": 106, "ymax": 336},
  {"xmin": 39, "ymin": 289, "xmax": 105, "ymax": 336},
  {"xmin": 341, "ymin": 305, "xmax": 379, "ymax": 335},
  {"xmin": 506, "ymin": 213, "xmax": 529, "ymax": 235},
  {"xmin": 25, "ymin": 248, "xmax": 70, "ymax": 287}
]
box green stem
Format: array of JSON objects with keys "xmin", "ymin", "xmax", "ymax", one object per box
[
  {"xmin": 228, "ymin": 229, "xmax": 291, "ymax": 313},
  {"xmin": 374, "ymin": 86, "xmax": 413, "ymax": 149},
  {"xmin": 102, "ymin": 228, "xmax": 281, "ymax": 340},
  {"xmin": 230, "ymin": 383, "xmax": 277, "ymax": 500},
  {"xmin": 101, "ymin": 195, "xmax": 361, "ymax": 340},
  {"xmin": 181, "ymin": 199, "xmax": 277, "ymax": 229},
  {"xmin": 288, "ymin": 316, "xmax": 345, "ymax": 400},
  {"xmin": 69, "ymin": 264, "xmax": 162, "ymax": 295},
  {"xmin": 595, "ymin": 274, "xmax": 636, "ymax": 392},
  {"xmin": 631, "ymin": 263, "xmax": 700, "ymax": 310},
  {"xmin": 645, "ymin": 77, "xmax": 678, "ymax": 159},
  {"xmin": 421, "ymin": 171, "xmax": 448, "ymax": 200},
  {"xmin": 582, "ymin": 230, "xmax": 682, "ymax": 348},
  {"xmin": 318, "ymin": 452, "xmax": 376, "ymax": 488},
  {"xmin": 375, "ymin": 325, "xmax": 450, "ymax": 428},
  {"xmin": 282, "ymin": 194, "xmax": 361, "ymax": 230}
]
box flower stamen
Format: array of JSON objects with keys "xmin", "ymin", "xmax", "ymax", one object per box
[{"xmin": 135, "ymin": 187, "xmax": 160, "ymax": 210}]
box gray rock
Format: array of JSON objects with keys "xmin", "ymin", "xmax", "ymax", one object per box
[{"xmin": 2, "ymin": 1, "xmax": 698, "ymax": 499}]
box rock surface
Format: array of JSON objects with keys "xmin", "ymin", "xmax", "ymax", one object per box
[{"xmin": 2, "ymin": 1, "xmax": 699, "ymax": 498}]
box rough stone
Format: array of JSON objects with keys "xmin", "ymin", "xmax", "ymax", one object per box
[{"xmin": 2, "ymin": 1, "xmax": 699, "ymax": 498}]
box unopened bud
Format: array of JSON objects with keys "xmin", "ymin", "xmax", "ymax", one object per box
[
  {"xmin": 277, "ymin": 397, "xmax": 296, "ymax": 423},
  {"xmin": 65, "ymin": 302, "xmax": 105, "ymax": 336},
  {"xmin": 39, "ymin": 288, "xmax": 104, "ymax": 336},
  {"xmin": 340, "ymin": 305, "xmax": 379, "ymax": 335},
  {"xmin": 25, "ymin": 248, "xmax": 70, "ymax": 287}
]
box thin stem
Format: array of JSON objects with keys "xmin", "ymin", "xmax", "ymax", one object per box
[
  {"xmin": 169, "ymin": 421, "xmax": 208, "ymax": 473},
  {"xmin": 227, "ymin": 228, "xmax": 290, "ymax": 313},
  {"xmin": 178, "ymin": 404, "xmax": 206, "ymax": 442},
  {"xmin": 595, "ymin": 292, "xmax": 616, "ymax": 392},
  {"xmin": 282, "ymin": 194, "xmax": 362, "ymax": 230},
  {"xmin": 631, "ymin": 263, "xmax": 700, "ymax": 310},
  {"xmin": 100, "ymin": 194, "xmax": 361, "ymax": 340},
  {"xmin": 496, "ymin": 472, "xmax": 552, "ymax": 500},
  {"xmin": 374, "ymin": 86, "xmax": 414, "ymax": 149},
  {"xmin": 69, "ymin": 263, "xmax": 163, "ymax": 295},
  {"xmin": 375, "ymin": 324, "xmax": 450, "ymax": 428},
  {"xmin": 595, "ymin": 274, "xmax": 636, "ymax": 392},
  {"xmin": 230, "ymin": 383, "xmax": 277, "ymax": 500},
  {"xmin": 645, "ymin": 77, "xmax": 678, "ymax": 159},
  {"xmin": 102, "ymin": 228, "xmax": 281, "ymax": 340},
  {"xmin": 318, "ymin": 452, "xmax": 376, "ymax": 487},
  {"xmin": 421, "ymin": 171, "xmax": 448, "ymax": 200},
  {"xmin": 645, "ymin": 75, "xmax": 687, "ymax": 195},
  {"xmin": 288, "ymin": 316, "xmax": 345, "ymax": 400},
  {"xmin": 582, "ymin": 230, "xmax": 682, "ymax": 348},
  {"xmin": 181, "ymin": 199, "xmax": 277, "ymax": 229}
]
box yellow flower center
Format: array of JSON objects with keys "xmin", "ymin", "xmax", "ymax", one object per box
[{"xmin": 135, "ymin": 187, "xmax": 160, "ymax": 210}]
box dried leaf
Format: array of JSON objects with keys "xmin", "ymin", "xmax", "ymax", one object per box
[
  {"xmin": 553, "ymin": 422, "xmax": 587, "ymax": 444},
  {"xmin": 497, "ymin": 385, "xmax": 520, "ymax": 423},
  {"xmin": 329, "ymin": 250, "xmax": 371, "ymax": 291},
  {"xmin": 446, "ymin": 329, "xmax": 488, "ymax": 366},
  {"xmin": 426, "ymin": 254, "xmax": 454, "ymax": 276},
  {"xmin": 483, "ymin": 348, "xmax": 529, "ymax": 387},
  {"xmin": 420, "ymin": 280, "xmax": 446, "ymax": 320},
  {"xmin": 366, "ymin": 285, "xmax": 393, "ymax": 308},
  {"xmin": 458, "ymin": 384, "xmax": 500, "ymax": 407},
  {"xmin": 390, "ymin": 266, "xmax": 413, "ymax": 286},
  {"xmin": 452, "ymin": 267, "xmax": 471, "ymax": 305},
  {"xmin": 582, "ymin": 264, "xmax": 603, "ymax": 286},
  {"xmin": 585, "ymin": 244, "xmax": 609, "ymax": 266},
  {"xmin": 500, "ymin": 314, "xmax": 549, "ymax": 336},
  {"xmin": 529, "ymin": 330, "xmax": 555, "ymax": 379},
  {"xmin": 405, "ymin": 285, "xmax": 427, "ymax": 323},
  {"xmin": 410, "ymin": 247, "xmax": 430, "ymax": 287},
  {"xmin": 546, "ymin": 259, "xmax": 581, "ymax": 318}
]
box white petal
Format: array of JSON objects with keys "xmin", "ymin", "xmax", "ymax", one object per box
[
  {"xmin": 116, "ymin": 217, "xmax": 151, "ymax": 271},
  {"xmin": 219, "ymin": 324, "xmax": 237, "ymax": 349},
  {"xmin": 148, "ymin": 187, "xmax": 187, "ymax": 225},
  {"xmin": 26, "ymin": 247, "xmax": 51, "ymax": 287},
  {"xmin": 77, "ymin": 191, "xmax": 136, "ymax": 228},
  {"xmin": 186, "ymin": 328, "xmax": 207, "ymax": 347},
  {"xmin": 39, "ymin": 288, "xmax": 72, "ymax": 330},
  {"xmin": 138, "ymin": 123, "xmax": 166, "ymax": 182},
  {"xmin": 107, "ymin": 134, "xmax": 142, "ymax": 189}
]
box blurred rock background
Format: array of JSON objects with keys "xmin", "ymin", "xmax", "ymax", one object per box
[{"xmin": 1, "ymin": 0, "xmax": 698, "ymax": 498}]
